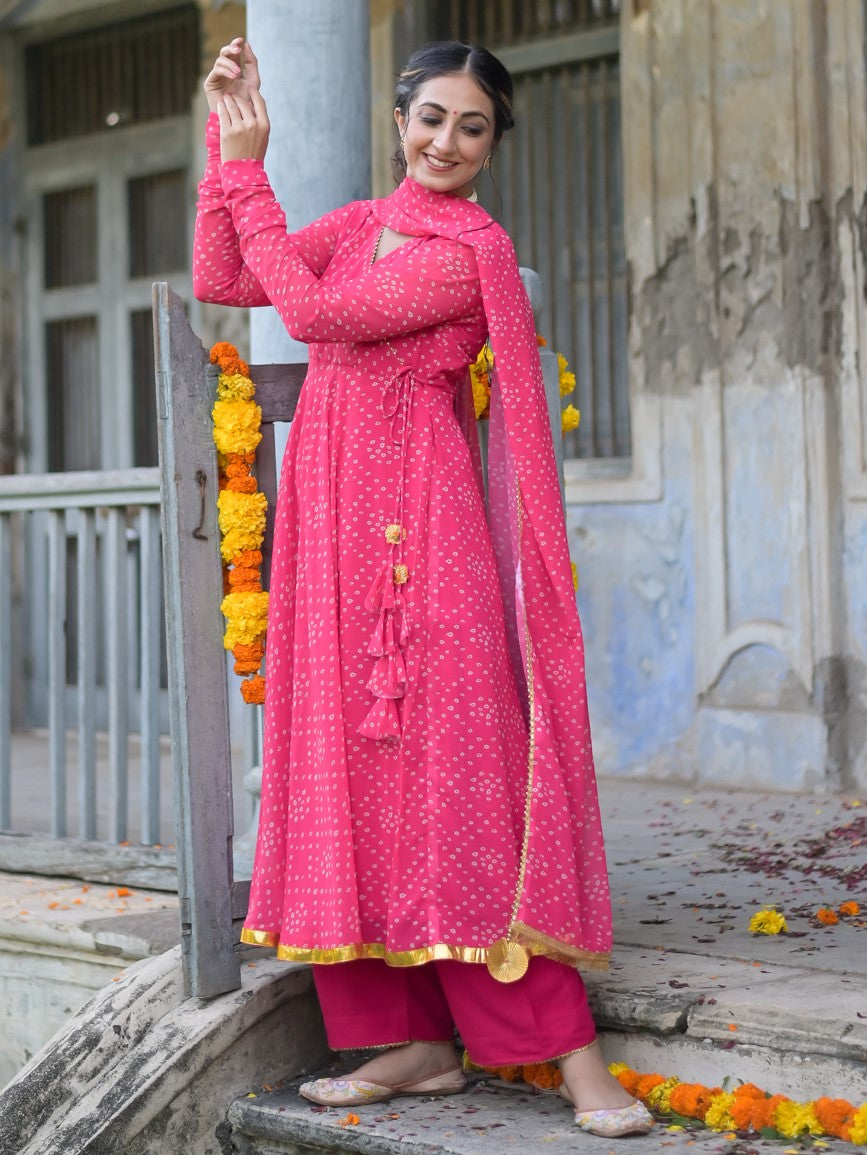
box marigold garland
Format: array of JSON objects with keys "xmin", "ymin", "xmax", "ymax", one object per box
[
  {"xmin": 478, "ymin": 1059, "xmax": 867, "ymax": 1144},
  {"xmin": 210, "ymin": 342, "xmax": 268, "ymax": 705},
  {"xmin": 471, "ymin": 337, "xmax": 581, "ymax": 593},
  {"xmin": 470, "ymin": 337, "xmax": 580, "ymax": 437}
]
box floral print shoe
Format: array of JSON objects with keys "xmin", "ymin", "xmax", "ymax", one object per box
[
  {"xmin": 573, "ymin": 1101, "xmax": 655, "ymax": 1137},
  {"xmin": 299, "ymin": 1064, "xmax": 467, "ymax": 1107}
]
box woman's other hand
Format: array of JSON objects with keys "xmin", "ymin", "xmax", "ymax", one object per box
[
  {"xmin": 204, "ymin": 37, "xmax": 261, "ymax": 113},
  {"xmin": 218, "ymin": 88, "xmax": 271, "ymax": 164}
]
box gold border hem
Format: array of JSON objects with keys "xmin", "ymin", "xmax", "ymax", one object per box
[{"xmin": 239, "ymin": 927, "xmax": 610, "ymax": 972}]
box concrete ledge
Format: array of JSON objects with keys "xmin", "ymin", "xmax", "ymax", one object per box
[
  {"xmin": 0, "ymin": 948, "xmax": 329, "ymax": 1155},
  {"xmin": 0, "ymin": 834, "xmax": 177, "ymax": 890}
]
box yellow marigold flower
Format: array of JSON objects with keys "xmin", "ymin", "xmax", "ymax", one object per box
[
  {"xmin": 748, "ymin": 907, "xmax": 788, "ymax": 935},
  {"xmin": 561, "ymin": 404, "xmax": 581, "ymax": 434},
  {"xmin": 220, "ymin": 590, "xmax": 269, "ymax": 650},
  {"xmin": 212, "ymin": 399, "xmax": 263, "ymax": 456},
  {"xmin": 217, "ymin": 490, "xmax": 268, "ymax": 562},
  {"xmin": 849, "ymin": 1102, "xmax": 867, "ymax": 1145},
  {"xmin": 705, "ymin": 1092, "xmax": 737, "ymax": 1132},
  {"xmin": 217, "ymin": 371, "xmax": 256, "ymax": 402},
  {"xmin": 571, "ymin": 561, "xmax": 579, "ymax": 592},
  {"xmin": 646, "ymin": 1076, "xmax": 680, "ymax": 1115},
  {"xmin": 607, "ymin": 1062, "xmax": 629, "ymax": 1077},
  {"xmin": 774, "ymin": 1101, "xmax": 823, "ymax": 1139},
  {"xmin": 559, "ymin": 370, "xmax": 576, "ymax": 397},
  {"xmin": 557, "ymin": 352, "xmax": 568, "ymax": 374}
]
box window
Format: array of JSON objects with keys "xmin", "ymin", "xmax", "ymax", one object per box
[
  {"xmin": 441, "ymin": 1, "xmax": 629, "ymax": 458},
  {"xmin": 24, "ymin": 8, "xmax": 199, "ymax": 473}
]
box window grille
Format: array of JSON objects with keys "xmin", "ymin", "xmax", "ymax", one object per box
[
  {"xmin": 25, "ymin": 5, "xmax": 200, "ymax": 145},
  {"xmin": 128, "ymin": 169, "xmax": 188, "ymax": 278},
  {"xmin": 446, "ymin": 0, "xmax": 619, "ymax": 44},
  {"xmin": 440, "ymin": 1, "xmax": 628, "ymax": 459},
  {"xmin": 131, "ymin": 309, "xmax": 158, "ymax": 468},
  {"xmin": 43, "ymin": 186, "xmax": 97, "ymax": 288},
  {"xmin": 46, "ymin": 317, "xmax": 101, "ymax": 472}
]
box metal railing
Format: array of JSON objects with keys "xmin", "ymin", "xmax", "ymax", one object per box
[{"xmin": 0, "ymin": 469, "xmax": 168, "ymax": 851}]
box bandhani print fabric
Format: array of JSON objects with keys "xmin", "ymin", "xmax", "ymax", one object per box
[{"xmin": 193, "ymin": 112, "xmax": 612, "ymax": 974}]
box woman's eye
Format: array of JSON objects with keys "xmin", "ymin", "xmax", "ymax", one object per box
[
  {"xmin": 420, "ymin": 116, "xmax": 441, "ymax": 126},
  {"xmin": 463, "ymin": 126, "xmax": 483, "ymax": 136}
]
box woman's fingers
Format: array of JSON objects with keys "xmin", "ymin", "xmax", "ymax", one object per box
[{"xmin": 248, "ymin": 88, "xmax": 269, "ymax": 123}]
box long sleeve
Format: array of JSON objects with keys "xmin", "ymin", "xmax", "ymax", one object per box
[
  {"xmin": 193, "ymin": 113, "xmax": 271, "ymax": 306},
  {"xmin": 219, "ymin": 161, "xmax": 482, "ymax": 344}
]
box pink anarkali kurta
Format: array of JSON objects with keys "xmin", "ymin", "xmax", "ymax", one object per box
[{"xmin": 194, "ymin": 114, "xmax": 611, "ymax": 975}]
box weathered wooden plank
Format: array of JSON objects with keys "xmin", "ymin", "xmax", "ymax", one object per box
[
  {"xmin": 77, "ymin": 507, "xmax": 98, "ymax": 840},
  {"xmin": 0, "ymin": 513, "xmax": 11, "ymax": 829},
  {"xmin": 246, "ymin": 364, "xmax": 306, "ymax": 424},
  {"xmin": 139, "ymin": 506, "xmax": 162, "ymax": 845},
  {"xmin": 105, "ymin": 507, "xmax": 129, "ymax": 843},
  {"xmin": 154, "ymin": 281, "xmax": 241, "ymax": 998},
  {"xmin": 47, "ymin": 510, "xmax": 68, "ymax": 838}
]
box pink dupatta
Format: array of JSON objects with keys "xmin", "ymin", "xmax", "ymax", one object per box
[{"xmin": 373, "ymin": 179, "xmax": 612, "ymax": 974}]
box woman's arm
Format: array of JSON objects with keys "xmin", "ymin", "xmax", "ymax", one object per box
[
  {"xmin": 215, "ymin": 89, "xmax": 480, "ymax": 342},
  {"xmin": 222, "ymin": 156, "xmax": 482, "ymax": 343},
  {"xmin": 193, "ymin": 114, "xmax": 271, "ymax": 306}
]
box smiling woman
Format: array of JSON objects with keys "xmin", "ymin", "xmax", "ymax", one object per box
[{"xmin": 193, "ymin": 35, "xmax": 651, "ymax": 1141}]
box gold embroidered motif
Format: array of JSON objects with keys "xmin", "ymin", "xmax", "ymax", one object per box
[
  {"xmin": 384, "ymin": 523, "xmax": 406, "ymax": 545},
  {"xmin": 393, "ymin": 563, "xmax": 409, "ymax": 585}
]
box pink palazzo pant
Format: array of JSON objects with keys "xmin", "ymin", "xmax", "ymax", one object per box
[{"xmin": 312, "ymin": 957, "xmax": 597, "ymax": 1067}]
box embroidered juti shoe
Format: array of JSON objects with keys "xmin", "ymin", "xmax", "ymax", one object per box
[
  {"xmin": 572, "ymin": 1101, "xmax": 654, "ymax": 1137},
  {"xmin": 299, "ymin": 1064, "xmax": 467, "ymax": 1107},
  {"xmin": 559, "ymin": 1084, "xmax": 654, "ymax": 1137}
]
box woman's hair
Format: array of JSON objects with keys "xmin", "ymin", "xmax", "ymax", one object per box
[{"xmin": 392, "ymin": 40, "xmax": 515, "ymax": 181}]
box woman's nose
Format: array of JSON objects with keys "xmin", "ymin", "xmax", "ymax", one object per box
[{"xmin": 433, "ymin": 123, "xmax": 458, "ymax": 152}]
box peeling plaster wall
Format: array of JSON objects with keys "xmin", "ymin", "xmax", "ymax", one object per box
[{"xmin": 568, "ymin": 0, "xmax": 867, "ymax": 791}]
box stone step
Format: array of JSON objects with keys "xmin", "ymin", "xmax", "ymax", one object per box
[{"xmin": 226, "ymin": 1075, "xmax": 854, "ymax": 1155}]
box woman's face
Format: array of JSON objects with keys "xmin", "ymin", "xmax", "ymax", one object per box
[{"xmin": 395, "ymin": 73, "xmax": 496, "ymax": 198}]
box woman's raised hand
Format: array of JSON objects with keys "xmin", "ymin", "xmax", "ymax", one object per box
[
  {"xmin": 218, "ymin": 87, "xmax": 271, "ymax": 164},
  {"xmin": 204, "ymin": 37, "xmax": 261, "ymax": 113}
]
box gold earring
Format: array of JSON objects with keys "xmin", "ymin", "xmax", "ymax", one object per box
[{"xmin": 483, "ymin": 154, "xmax": 492, "ymax": 170}]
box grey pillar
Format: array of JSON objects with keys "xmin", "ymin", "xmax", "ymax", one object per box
[{"xmin": 246, "ymin": 0, "xmax": 371, "ymax": 363}]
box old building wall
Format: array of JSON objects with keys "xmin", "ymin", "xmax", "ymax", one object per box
[{"xmin": 570, "ymin": 0, "xmax": 867, "ymax": 790}]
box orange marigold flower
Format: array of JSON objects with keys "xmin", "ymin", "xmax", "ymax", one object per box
[
  {"xmin": 226, "ymin": 475, "xmax": 259, "ymax": 494},
  {"xmin": 238, "ymin": 358, "xmax": 250, "ymax": 377},
  {"xmin": 241, "ymin": 675, "xmax": 266, "ymax": 704},
  {"xmin": 526, "ymin": 1063, "xmax": 562, "ymax": 1089},
  {"xmin": 839, "ymin": 901, "xmax": 860, "ymax": 916},
  {"xmin": 668, "ymin": 1083, "xmax": 720, "ymax": 1121},
  {"xmin": 615, "ymin": 1068, "xmax": 643, "ymax": 1097},
  {"xmin": 814, "ymin": 1097, "xmax": 856, "ymax": 1139},
  {"xmin": 229, "ymin": 566, "xmax": 261, "ymax": 587},
  {"xmin": 225, "ymin": 461, "xmax": 251, "ymax": 478},
  {"xmin": 492, "ymin": 1065, "xmax": 523, "ymax": 1082},
  {"xmin": 210, "ymin": 341, "xmax": 242, "ymax": 373},
  {"xmin": 732, "ymin": 1083, "xmax": 766, "ymax": 1101},
  {"xmin": 635, "ymin": 1074, "xmax": 666, "ymax": 1101},
  {"xmin": 536, "ymin": 334, "xmax": 547, "ymax": 346},
  {"xmin": 233, "ymin": 642, "xmax": 265, "ymax": 663},
  {"xmin": 816, "ymin": 907, "xmax": 839, "ymax": 925},
  {"xmin": 229, "ymin": 579, "xmax": 262, "ymax": 593},
  {"xmin": 232, "ymin": 550, "xmax": 264, "ymax": 569}
]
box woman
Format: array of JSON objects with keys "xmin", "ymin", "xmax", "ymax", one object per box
[{"xmin": 194, "ymin": 36, "xmax": 652, "ymax": 1139}]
